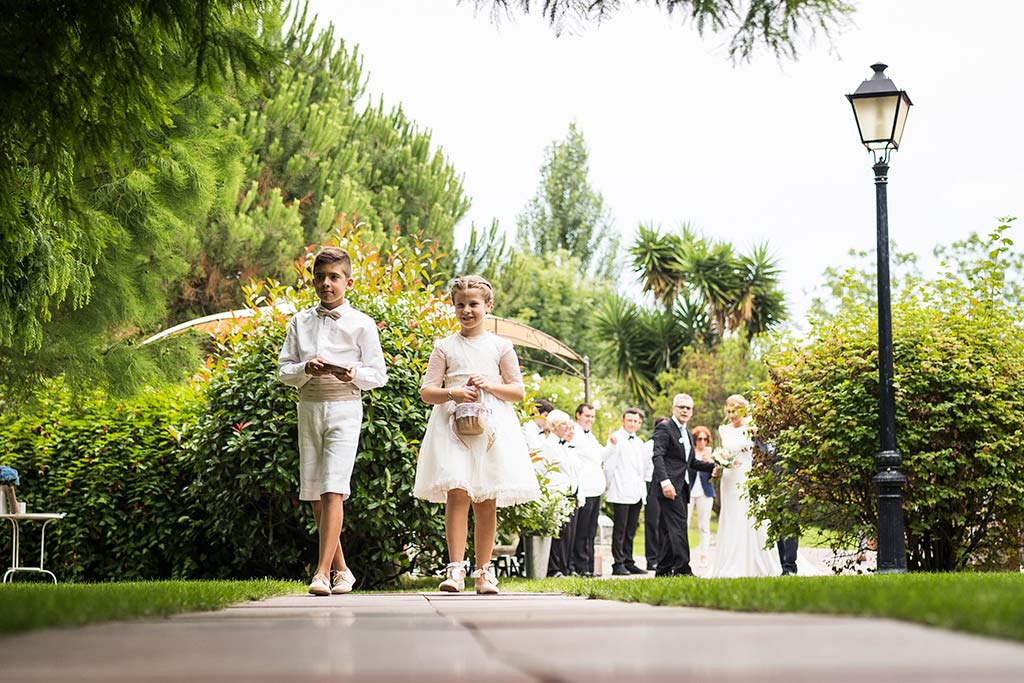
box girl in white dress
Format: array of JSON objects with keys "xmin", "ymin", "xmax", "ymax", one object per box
[
  {"xmin": 710, "ymin": 394, "xmax": 783, "ymax": 578},
  {"xmin": 414, "ymin": 275, "xmax": 541, "ymax": 594}
]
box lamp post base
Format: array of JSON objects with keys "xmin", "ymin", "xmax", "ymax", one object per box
[{"xmin": 873, "ymin": 450, "xmax": 907, "ymax": 573}]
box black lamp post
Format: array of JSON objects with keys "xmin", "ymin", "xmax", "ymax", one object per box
[{"xmin": 847, "ymin": 63, "xmax": 912, "ymax": 573}]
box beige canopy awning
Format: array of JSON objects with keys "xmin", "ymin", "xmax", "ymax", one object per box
[{"xmin": 142, "ymin": 308, "xmax": 590, "ymax": 399}]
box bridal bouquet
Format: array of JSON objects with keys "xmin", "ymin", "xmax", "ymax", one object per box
[{"xmin": 711, "ymin": 448, "xmax": 736, "ymax": 469}]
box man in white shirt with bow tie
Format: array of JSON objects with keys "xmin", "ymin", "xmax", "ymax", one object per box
[
  {"xmin": 278, "ymin": 247, "xmax": 388, "ymax": 596},
  {"xmin": 603, "ymin": 408, "xmax": 648, "ymax": 575},
  {"xmin": 569, "ymin": 403, "xmax": 606, "ymax": 577}
]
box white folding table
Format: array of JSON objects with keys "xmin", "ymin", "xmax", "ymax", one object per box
[{"xmin": 1, "ymin": 512, "xmax": 66, "ymax": 583}]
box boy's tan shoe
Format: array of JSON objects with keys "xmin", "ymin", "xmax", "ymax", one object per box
[
  {"xmin": 438, "ymin": 561, "xmax": 467, "ymax": 592},
  {"xmin": 308, "ymin": 573, "xmax": 331, "ymax": 596},
  {"xmin": 472, "ymin": 564, "xmax": 499, "ymax": 595},
  {"xmin": 331, "ymin": 568, "xmax": 356, "ymax": 594}
]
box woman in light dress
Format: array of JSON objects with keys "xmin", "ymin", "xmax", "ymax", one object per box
[{"xmin": 710, "ymin": 394, "xmax": 784, "ymax": 578}]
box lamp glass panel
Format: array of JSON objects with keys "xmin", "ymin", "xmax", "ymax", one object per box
[
  {"xmin": 853, "ymin": 94, "xmax": 900, "ymax": 149},
  {"xmin": 891, "ymin": 94, "xmax": 910, "ymax": 147}
]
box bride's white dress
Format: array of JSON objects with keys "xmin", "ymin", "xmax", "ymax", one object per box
[
  {"xmin": 710, "ymin": 422, "xmax": 820, "ymax": 578},
  {"xmin": 710, "ymin": 422, "xmax": 782, "ymax": 578}
]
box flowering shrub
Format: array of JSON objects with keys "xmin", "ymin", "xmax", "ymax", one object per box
[{"xmin": 0, "ymin": 466, "xmax": 18, "ymax": 486}]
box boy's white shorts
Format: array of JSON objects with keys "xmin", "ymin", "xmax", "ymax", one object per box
[{"xmin": 297, "ymin": 399, "xmax": 363, "ymax": 501}]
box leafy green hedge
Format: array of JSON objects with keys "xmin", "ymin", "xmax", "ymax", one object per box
[{"xmin": 0, "ymin": 386, "xmax": 199, "ymax": 581}]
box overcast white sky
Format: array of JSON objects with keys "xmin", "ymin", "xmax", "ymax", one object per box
[{"xmin": 307, "ymin": 0, "xmax": 1024, "ymax": 323}]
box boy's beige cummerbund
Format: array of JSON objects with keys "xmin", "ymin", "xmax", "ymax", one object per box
[{"xmin": 299, "ymin": 376, "xmax": 361, "ymax": 402}]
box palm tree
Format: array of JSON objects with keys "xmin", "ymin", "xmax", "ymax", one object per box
[
  {"xmin": 593, "ymin": 294, "xmax": 659, "ymax": 407},
  {"xmin": 629, "ymin": 223, "xmax": 693, "ymax": 309},
  {"xmin": 738, "ymin": 242, "xmax": 787, "ymax": 340}
]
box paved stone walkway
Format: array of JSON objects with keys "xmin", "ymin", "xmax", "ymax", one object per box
[{"xmin": 4, "ymin": 590, "xmax": 1024, "ymax": 682}]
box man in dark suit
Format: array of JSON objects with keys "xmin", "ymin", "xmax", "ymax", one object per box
[{"xmin": 651, "ymin": 393, "xmax": 716, "ymax": 576}]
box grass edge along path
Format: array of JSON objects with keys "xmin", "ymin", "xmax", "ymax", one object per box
[
  {"xmin": 0, "ymin": 579, "xmax": 303, "ymax": 635},
  {"xmin": 506, "ymin": 573, "xmax": 1024, "ymax": 643}
]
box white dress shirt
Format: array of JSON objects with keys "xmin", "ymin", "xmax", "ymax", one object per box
[
  {"xmin": 539, "ymin": 433, "xmax": 581, "ymax": 500},
  {"xmin": 523, "ymin": 420, "xmax": 546, "ymax": 453},
  {"xmin": 603, "ymin": 428, "xmax": 646, "ymax": 504},
  {"xmin": 571, "ymin": 427, "xmax": 607, "ymax": 497},
  {"xmin": 277, "ymin": 302, "xmax": 388, "ymax": 392}
]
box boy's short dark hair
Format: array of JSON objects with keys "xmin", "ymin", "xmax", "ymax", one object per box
[
  {"xmin": 314, "ymin": 247, "xmax": 352, "ymax": 278},
  {"xmin": 653, "ymin": 415, "xmax": 669, "ymax": 426},
  {"xmin": 623, "ymin": 407, "xmax": 645, "ymax": 420},
  {"xmin": 575, "ymin": 402, "xmax": 594, "ymax": 417},
  {"xmin": 533, "ymin": 399, "xmax": 554, "ymax": 416}
]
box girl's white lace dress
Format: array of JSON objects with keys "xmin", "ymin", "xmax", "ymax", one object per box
[{"xmin": 413, "ymin": 332, "xmax": 541, "ymax": 506}]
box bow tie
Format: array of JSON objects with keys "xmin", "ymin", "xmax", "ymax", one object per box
[
  {"xmin": 628, "ymin": 435, "xmax": 635, "ymax": 441},
  {"xmin": 558, "ymin": 439, "xmax": 567, "ymax": 445},
  {"xmin": 583, "ymin": 429, "xmax": 590, "ymax": 434},
  {"xmin": 316, "ymin": 305, "xmax": 341, "ymax": 320}
]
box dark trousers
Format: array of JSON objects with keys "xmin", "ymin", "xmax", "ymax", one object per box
[
  {"xmin": 778, "ymin": 536, "xmax": 799, "ymax": 575},
  {"xmin": 655, "ymin": 489, "xmax": 693, "ymax": 576},
  {"xmin": 570, "ymin": 495, "xmax": 601, "ymax": 574},
  {"xmin": 644, "ymin": 480, "xmax": 662, "ymax": 568},
  {"xmin": 611, "ymin": 501, "xmax": 642, "ymax": 570},
  {"xmin": 547, "ymin": 495, "xmax": 579, "ymax": 576}
]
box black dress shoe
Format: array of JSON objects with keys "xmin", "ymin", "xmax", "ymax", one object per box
[
  {"xmin": 611, "ymin": 567, "xmax": 631, "ymax": 576},
  {"xmin": 547, "ymin": 571, "xmax": 566, "ymax": 578},
  {"xmin": 626, "ymin": 565, "xmax": 648, "ymax": 575},
  {"xmin": 580, "ymin": 571, "xmax": 595, "ymax": 577}
]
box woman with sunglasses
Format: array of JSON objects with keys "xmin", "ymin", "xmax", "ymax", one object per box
[{"xmin": 688, "ymin": 426, "xmax": 717, "ymax": 568}]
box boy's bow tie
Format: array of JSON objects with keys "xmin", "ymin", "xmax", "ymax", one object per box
[
  {"xmin": 583, "ymin": 429, "xmax": 590, "ymax": 434},
  {"xmin": 316, "ymin": 305, "xmax": 341, "ymax": 320},
  {"xmin": 628, "ymin": 435, "xmax": 635, "ymax": 440},
  {"xmin": 558, "ymin": 439, "xmax": 567, "ymax": 445}
]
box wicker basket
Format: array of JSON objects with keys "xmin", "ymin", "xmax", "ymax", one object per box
[{"xmin": 453, "ymin": 402, "xmax": 488, "ymax": 436}]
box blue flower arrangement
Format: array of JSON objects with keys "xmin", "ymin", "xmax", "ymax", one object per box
[{"xmin": 0, "ymin": 466, "xmax": 19, "ymax": 486}]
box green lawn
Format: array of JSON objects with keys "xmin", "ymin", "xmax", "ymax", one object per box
[
  {"xmin": 0, "ymin": 579, "xmax": 302, "ymax": 634},
  {"xmin": 500, "ymin": 572, "xmax": 1024, "ymax": 642}
]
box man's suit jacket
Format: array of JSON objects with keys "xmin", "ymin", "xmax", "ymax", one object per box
[{"xmin": 651, "ymin": 420, "xmax": 714, "ymax": 502}]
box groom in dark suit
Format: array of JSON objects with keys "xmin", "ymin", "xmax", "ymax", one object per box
[{"xmin": 651, "ymin": 393, "xmax": 716, "ymax": 576}]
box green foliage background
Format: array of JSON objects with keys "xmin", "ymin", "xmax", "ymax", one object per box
[{"xmin": 750, "ymin": 222, "xmax": 1024, "ymax": 571}]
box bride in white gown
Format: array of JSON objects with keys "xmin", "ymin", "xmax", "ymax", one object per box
[{"xmin": 710, "ymin": 394, "xmax": 782, "ymax": 578}]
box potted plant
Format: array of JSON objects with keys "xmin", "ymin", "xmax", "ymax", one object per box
[
  {"xmin": 498, "ymin": 455, "xmax": 575, "ymax": 578},
  {"xmin": 0, "ymin": 466, "xmax": 19, "ymax": 515}
]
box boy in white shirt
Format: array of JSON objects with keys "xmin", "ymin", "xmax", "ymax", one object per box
[
  {"xmin": 277, "ymin": 247, "xmax": 388, "ymax": 596},
  {"xmin": 569, "ymin": 403, "xmax": 606, "ymax": 577},
  {"xmin": 603, "ymin": 408, "xmax": 648, "ymax": 575}
]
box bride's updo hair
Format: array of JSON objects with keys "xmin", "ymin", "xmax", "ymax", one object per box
[
  {"xmin": 724, "ymin": 394, "xmax": 750, "ymax": 413},
  {"xmin": 449, "ymin": 275, "xmax": 494, "ymax": 304}
]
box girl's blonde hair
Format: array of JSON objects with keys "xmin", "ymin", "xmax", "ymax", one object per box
[{"xmin": 450, "ymin": 275, "xmax": 494, "ymax": 304}]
